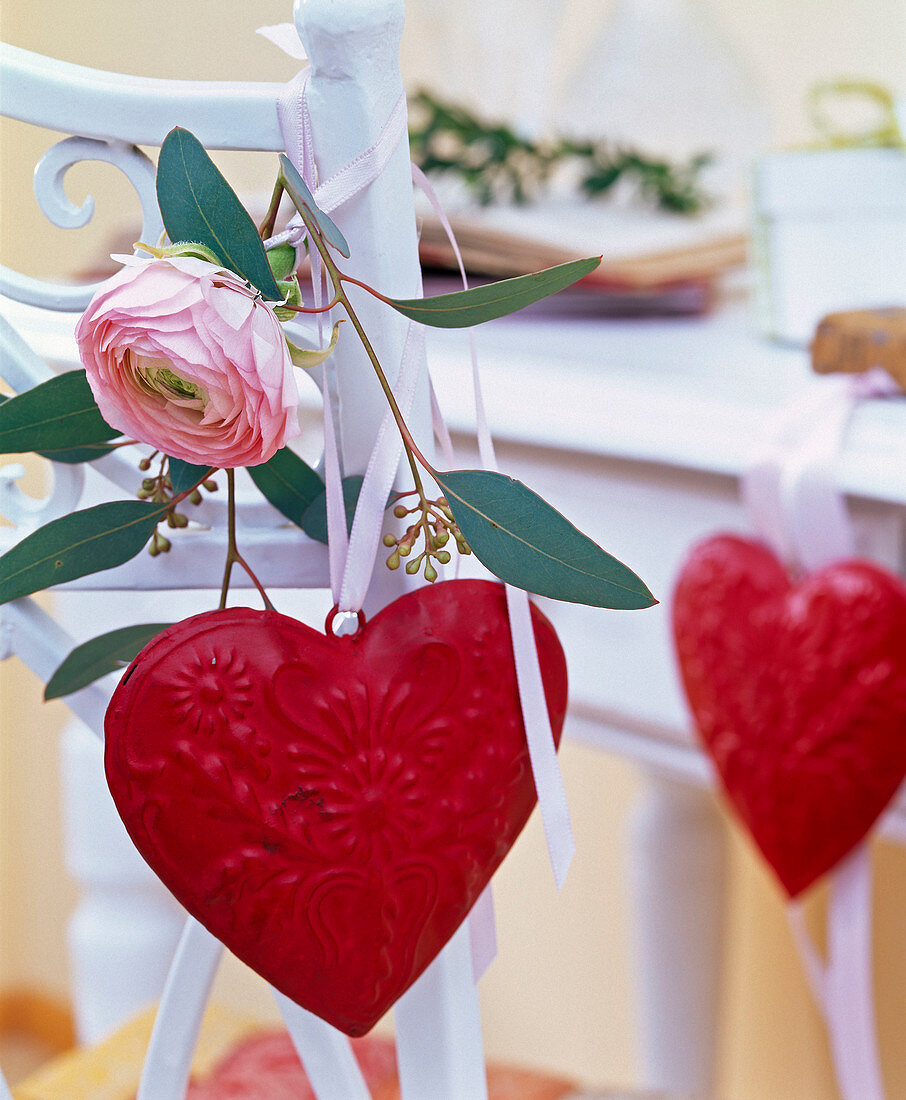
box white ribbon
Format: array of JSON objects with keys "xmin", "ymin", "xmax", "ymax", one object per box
[
  {"xmin": 742, "ymin": 368, "xmax": 899, "ymax": 570},
  {"xmin": 412, "ymin": 164, "xmax": 576, "ymax": 890},
  {"xmin": 742, "ymin": 369, "xmax": 899, "ymax": 1100}
]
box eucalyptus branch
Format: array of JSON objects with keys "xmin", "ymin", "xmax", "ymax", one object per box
[
  {"xmin": 260, "ymin": 179, "xmax": 285, "ymax": 242},
  {"xmin": 279, "ymin": 299, "xmax": 340, "ymax": 315},
  {"xmin": 280, "ymin": 174, "xmax": 466, "ymax": 580},
  {"xmin": 135, "ymin": 459, "xmax": 218, "ymax": 558}
]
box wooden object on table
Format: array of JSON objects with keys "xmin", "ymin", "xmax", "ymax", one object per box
[{"xmin": 810, "ymin": 307, "xmax": 906, "ymax": 390}]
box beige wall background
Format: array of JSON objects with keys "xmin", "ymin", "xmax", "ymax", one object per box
[{"xmin": 2, "ymin": 2, "xmax": 905, "ymax": 1097}]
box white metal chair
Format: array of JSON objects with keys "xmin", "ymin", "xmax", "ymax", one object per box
[{"xmin": 0, "ymin": 2, "xmax": 489, "ymax": 1095}]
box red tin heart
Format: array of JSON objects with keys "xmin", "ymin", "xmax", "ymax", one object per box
[
  {"xmin": 105, "ymin": 579, "xmax": 567, "ymax": 1034},
  {"xmin": 673, "ymin": 535, "xmax": 906, "ymax": 898}
]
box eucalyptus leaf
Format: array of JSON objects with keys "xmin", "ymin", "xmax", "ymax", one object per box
[
  {"xmin": 0, "ymin": 370, "xmax": 120, "ymax": 458},
  {"xmin": 279, "ymin": 154, "xmax": 351, "ymax": 258},
  {"xmin": 384, "ymin": 257, "xmax": 601, "ymax": 328},
  {"xmin": 435, "ymin": 469, "xmax": 655, "ymax": 609},
  {"xmin": 157, "ymin": 128, "xmax": 282, "ymax": 300},
  {"xmin": 286, "ymin": 321, "xmax": 343, "ymax": 370},
  {"xmin": 0, "ymin": 501, "xmax": 166, "ymax": 605},
  {"xmin": 45, "ymin": 622, "xmax": 173, "ymax": 700},
  {"xmin": 168, "ymin": 458, "xmax": 213, "ymax": 496},
  {"xmin": 37, "ymin": 443, "xmax": 120, "ymax": 464},
  {"xmin": 301, "ymin": 476, "xmax": 365, "ymax": 543},
  {"xmin": 248, "ymin": 448, "xmax": 325, "ymax": 528}
]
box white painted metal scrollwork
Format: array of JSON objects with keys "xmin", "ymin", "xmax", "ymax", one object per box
[
  {"xmin": 0, "ymin": 314, "xmax": 85, "ymax": 526},
  {"xmin": 0, "ymin": 136, "xmax": 162, "ymax": 312},
  {"xmin": 0, "ymin": 461, "xmax": 84, "ymax": 530}
]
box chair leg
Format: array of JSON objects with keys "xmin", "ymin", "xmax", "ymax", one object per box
[{"xmin": 60, "ymin": 722, "xmax": 184, "ymax": 1043}]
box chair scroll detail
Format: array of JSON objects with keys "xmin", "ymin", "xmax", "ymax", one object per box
[{"xmin": 1, "ymin": 137, "xmax": 162, "ymax": 311}]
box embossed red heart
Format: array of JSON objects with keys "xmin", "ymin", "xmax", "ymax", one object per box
[
  {"xmin": 105, "ymin": 579, "xmax": 567, "ymax": 1035},
  {"xmin": 673, "ymin": 535, "xmax": 906, "ymax": 898}
]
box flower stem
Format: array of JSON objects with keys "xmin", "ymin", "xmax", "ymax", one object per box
[
  {"xmin": 218, "ymin": 469, "xmax": 275, "ymax": 612},
  {"xmin": 260, "ymin": 179, "xmax": 285, "ymax": 241}
]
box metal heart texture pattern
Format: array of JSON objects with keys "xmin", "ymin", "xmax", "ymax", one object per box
[
  {"xmin": 105, "ymin": 579, "xmax": 567, "ymax": 1034},
  {"xmin": 673, "ymin": 535, "xmax": 906, "ymax": 898}
]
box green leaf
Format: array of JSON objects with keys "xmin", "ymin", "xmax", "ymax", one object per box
[
  {"xmin": 37, "ymin": 443, "xmax": 120, "ymax": 465},
  {"xmin": 286, "ymin": 320, "xmax": 342, "ymax": 370},
  {"xmin": 0, "ymin": 370, "xmax": 120, "ymax": 458},
  {"xmin": 384, "ymin": 257, "xmax": 601, "ymax": 328},
  {"xmin": 266, "ymin": 242, "xmax": 297, "ymax": 281},
  {"xmin": 157, "ymin": 128, "xmax": 282, "ymax": 300},
  {"xmin": 0, "ymin": 501, "xmax": 166, "ymax": 605},
  {"xmin": 168, "ymin": 458, "xmax": 213, "ymax": 495},
  {"xmin": 44, "ymin": 622, "xmax": 173, "ymax": 700},
  {"xmin": 248, "ymin": 448, "xmax": 325, "ymax": 528},
  {"xmin": 434, "ymin": 469, "xmax": 656, "ymax": 609},
  {"xmin": 279, "ymin": 154, "xmax": 351, "ymax": 258},
  {"xmin": 301, "ymin": 476, "xmax": 364, "ymax": 543}
]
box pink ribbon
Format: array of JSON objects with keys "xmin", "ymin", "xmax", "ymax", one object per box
[{"xmin": 742, "ymin": 369, "xmax": 898, "ymax": 1100}]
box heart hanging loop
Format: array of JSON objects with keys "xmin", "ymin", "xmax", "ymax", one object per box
[{"xmin": 324, "ymin": 605, "xmax": 367, "ymax": 638}]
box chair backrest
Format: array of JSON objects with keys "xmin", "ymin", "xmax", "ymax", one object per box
[{"xmin": 0, "ymin": 7, "xmax": 488, "ymax": 1096}]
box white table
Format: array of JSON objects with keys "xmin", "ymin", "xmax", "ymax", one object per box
[{"xmin": 423, "ymin": 294, "xmax": 906, "ymax": 1093}]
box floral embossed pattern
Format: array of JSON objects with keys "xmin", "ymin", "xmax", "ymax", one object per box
[
  {"xmin": 673, "ymin": 535, "xmax": 906, "ymax": 898},
  {"xmin": 105, "ymin": 579, "xmax": 567, "ymax": 1034}
]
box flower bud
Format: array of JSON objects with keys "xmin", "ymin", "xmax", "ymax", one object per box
[
  {"xmin": 138, "ymin": 457, "xmax": 152, "ymax": 471},
  {"xmin": 393, "ymin": 504, "xmax": 408, "ymax": 519},
  {"xmin": 203, "ymin": 479, "xmax": 218, "ymax": 492},
  {"xmin": 141, "ymin": 478, "xmax": 156, "ymax": 491},
  {"xmin": 382, "ymin": 533, "xmax": 397, "ymax": 547},
  {"xmin": 405, "ymin": 559, "xmax": 420, "ymax": 574},
  {"xmin": 386, "ymin": 551, "xmax": 400, "ymax": 570},
  {"xmin": 436, "ymin": 550, "xmax": 451, "ymax": 564},
  {"xmin": 189, "ymin": 490, "xmax": 203, "ymax": 506},
  {"xmin": 424, "ymin": 562, "xmax": 437, "ymax": 583}
]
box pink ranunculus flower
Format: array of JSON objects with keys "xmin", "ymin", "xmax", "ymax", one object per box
[{"xmin": 75, "ymin": 254, "xmax": 301, "ymax": 468}]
